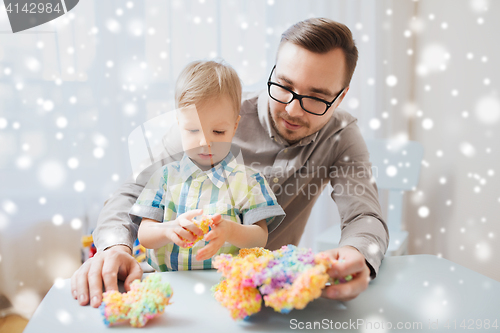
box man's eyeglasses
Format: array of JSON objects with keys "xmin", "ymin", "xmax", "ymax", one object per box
[{"xmin": 267, "ymin": 65, "xmax": 346, "ymax": 116}]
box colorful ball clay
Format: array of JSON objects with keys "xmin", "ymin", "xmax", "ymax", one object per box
[
  {"xmin": 99, "ymin": 274, "xmax": 173, "ymax": 328},
  {"xmin": 181, "ymin": 215, "xmax": 214, "ymax": 248},
  {"xmin": 212, "ymin": 245, "xmax": 352, "ymax": 320}
]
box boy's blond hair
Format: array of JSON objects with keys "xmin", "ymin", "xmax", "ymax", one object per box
[{"xmin": 175, "ymin": 60, "xmax": 242, "ymax": 117}]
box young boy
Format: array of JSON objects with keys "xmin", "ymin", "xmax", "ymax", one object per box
[{"xmin": 129, "ymin": 60, "xmax": 285, "ymax": 271}]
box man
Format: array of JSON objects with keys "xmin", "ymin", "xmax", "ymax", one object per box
[{"xmin": 71, "ymin": 17, "xmax": 389, "ymax": 308}]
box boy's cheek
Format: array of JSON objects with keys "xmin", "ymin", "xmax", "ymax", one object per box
[{"xmin": 182, "ymin": 139, "xmax": 198, "ymax": 151}]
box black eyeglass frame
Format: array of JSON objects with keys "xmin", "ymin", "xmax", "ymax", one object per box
[{"xmin": 267, "ymin": 65, "xmax": 346, "ymax": 116}]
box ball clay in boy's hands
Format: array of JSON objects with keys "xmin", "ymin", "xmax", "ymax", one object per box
[
  {"xmin": 180, "ymin": 215, "xmax": 214, "ymax": 248},
  {"xmin": 165, "ymin": 209, "xmax": 204, "ymax": 247}
]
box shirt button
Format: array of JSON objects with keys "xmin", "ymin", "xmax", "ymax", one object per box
[
  {"xmin": 273, "ymin": 177, "xmax": 279, "ymax": 183},
  {"xmin": 192, "ymin": 181, "xmax": 199, "ymax": 188}
]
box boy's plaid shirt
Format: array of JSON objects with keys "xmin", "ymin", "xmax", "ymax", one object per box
[{"xmin": 129, "ymin": 152, "xmax": 285, "ymax": 271}]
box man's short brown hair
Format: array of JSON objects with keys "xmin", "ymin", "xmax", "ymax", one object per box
[
  {"xmin": 175, "ymin": 60, "xmax": 242, "ymax": 116},
  {"xmin": 279, "ymin": 18, "xmax": 358, "ymax": 88}
]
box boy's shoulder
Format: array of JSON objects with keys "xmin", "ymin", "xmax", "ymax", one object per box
[
  {"xmin": 230, "ymin": 162, "xmax": 266, "ymax": 183},
  {"xmin": 153, "ymin": 160, "xmax": 182, "ymax": 177},
  {"xmin": 165, "ymin": 159, "xmax": 183, "ymax": 173}
]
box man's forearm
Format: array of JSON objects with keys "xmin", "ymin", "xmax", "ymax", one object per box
[
  {"xmin": 338, "ymin": 214, "xmax": 388, "ymax": 279},
  {"xmin": 92, "ymin": 178, "xmax": 146, "ymax": 251},
  {"xmin": 92, "ymin": 147, "xmax": 180, "ymax": 252},
  {"xmin": 106, "ymin": 244, "xmax": 133, "ymax": 255},
  {"xmin": 331, "ymin": 122, "xmax": 389, "ymax": 279}
]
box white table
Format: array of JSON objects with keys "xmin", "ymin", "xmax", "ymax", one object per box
[{"xmin": 24, "ymin": 255, "xmax": 500, "ymax": 332}]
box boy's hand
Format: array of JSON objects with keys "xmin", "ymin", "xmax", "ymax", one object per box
[
  {"xmin": 165, "ymin": 209, "xmax": 204, "ymax": 247},
  {"xmin": 195, "ymin": 214, "xmax": 228, "ymax": 261}
]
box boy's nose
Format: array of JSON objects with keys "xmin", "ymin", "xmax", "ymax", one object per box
[{"xmin": 199, "ymin": 135, "xmax": 210, "ymax": 147}]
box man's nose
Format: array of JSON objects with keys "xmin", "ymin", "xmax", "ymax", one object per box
[{"xmin": 285, "ymin": 99, "xmax": 305, "ymax": 118}]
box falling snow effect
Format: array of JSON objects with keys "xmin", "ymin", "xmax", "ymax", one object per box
[
  {"xmin": 56, "ymin": 309, "xmax": 73, "ymax": 325},
  {"xmin": 70, "ymin": 218, "xmax": 82, "ymax": 230},
  {"xmin": 417, "ymin": 43, "xmax": 449, "ymax": 75},
  {"xmin": 74, "ymin": 181, "xmax": 86, "ymax": 192},
  {"xmin": 369, "ymin": 118, "xmax": 381, "ymax": 130},
  {"xmin": 475, "ymin": 96, "xmax": 500, "ymax": 125},
  {"xmin": 37, "ymin": 161, "xmax": 67, "ymax": 188},
  {"xmin": 0, "ymin": 1, "xmax": 499, "ymax": 322},
  {"xmin": 52, "ymin": 214, "xmax": 64, "ymax": 226},
  {"xmin": 460, "ymin": 142, "xmax": 476, "ymax": 158},
  {"xmin": 418, "ymin": 206, "xmax": 430, "ymax": 218},
  {"xmin": 67, "ymin": 158, "xmax": 79, "ymax": 169},
  {"xmin": 194, "ymin": 283, "xmax": 206, "ymax": 294}
]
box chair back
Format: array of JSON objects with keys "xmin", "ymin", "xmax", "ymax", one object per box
[{"xmin": 366, "ymin": 139, "xmax": 424, "ymax": 230}]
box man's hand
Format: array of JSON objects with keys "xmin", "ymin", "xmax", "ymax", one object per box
[
  {"xmin": 195, "ymin": 214, "xmax": 227, "ymax": 261},
  {"xmin": 321, "ymin": 245, "xmax": 371, "ymax": 302},
  {"xmin": 70, "ymin": 244, "xmax": 143, "ymax": 308}
]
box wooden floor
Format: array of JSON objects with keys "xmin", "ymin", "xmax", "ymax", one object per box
[{"xmin": 0, "ymin": 315, "xmax": 28, "ymax": 333}]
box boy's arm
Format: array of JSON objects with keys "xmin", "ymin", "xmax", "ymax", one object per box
[
  {"xmin": 224, "ymin": 219, "xmax": 268, "ymax": 248},
  {"xmin": 137, "ymin": 218, "xmax": 168, "ymax": 249},
  {"xmin": 139, "ymin": 211, "xmax": 207, "ymax": 249},
  {"xmin": 196, "ymin": 218, "xmax": 268, "ymax": 261}
]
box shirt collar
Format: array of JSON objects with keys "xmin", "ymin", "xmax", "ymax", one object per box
[
  {"xmin": 179, "ymin": 151, "xmax": 237, "ymax": 188},
  {"xmin": 257, "ymin": 90, "xmax": 319, "ymax": 147},
  {"xmin": 179, "ymin": 154, "xmax": 202, "ymax": 182}
]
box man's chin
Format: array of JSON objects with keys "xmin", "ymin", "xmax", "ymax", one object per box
[
  {"xmin": 270, "ymin": 112, "xmax": 307, "ymax": 144},
  {"xmin": 277, "ymin": 131, "xmax": 303, "ymax": 145}
]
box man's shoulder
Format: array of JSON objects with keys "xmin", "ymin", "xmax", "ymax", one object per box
[
  {"xmin": 328, "ymin": 108, "xmax": 370, "ymax": 156},
  {"xmin": 331, "ymin": 107, "xmax": 358, "ymax": 129},
  {"xmin": 318, "ymin": 107, "xmax": 360, "ymax": 140},
  {"xmin": 240, "ymin": 90, "xmax": 264, "ymax": 115},
  {"xmin": 242, "ymin": 90, "xmax": 262, "ymax": 102},
  {"xmin": 310, "ymin": 108, "xmax": 363, "ymax": 154}
]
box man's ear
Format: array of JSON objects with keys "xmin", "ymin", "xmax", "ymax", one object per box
[{"xmin": 335, "ymin": 86, "xmax": 349, "ymax": 108}]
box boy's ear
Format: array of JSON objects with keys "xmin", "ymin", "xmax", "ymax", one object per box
[{"xmin": 234, "ymin": 115, "xmax": 241, "ymax": 132}]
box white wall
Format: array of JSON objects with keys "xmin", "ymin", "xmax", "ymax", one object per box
[{"xmin": 407, "ymin": 0, "xmax": 500, "ymax": 281}]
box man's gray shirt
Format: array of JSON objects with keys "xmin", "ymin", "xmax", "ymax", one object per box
[{"xmin": 93, "ymin": 90, "xmax": 389, "ymax": 279}]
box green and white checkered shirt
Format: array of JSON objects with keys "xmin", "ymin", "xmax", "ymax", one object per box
[{"xmin": 129, "ymin": 151, "xmax": 285, "ymax": 271}]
